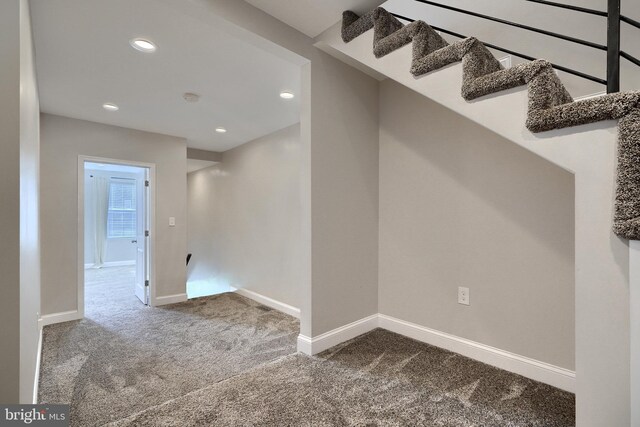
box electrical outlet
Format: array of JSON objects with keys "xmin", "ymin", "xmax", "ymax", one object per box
[{"xmin": 458, "ymin": 287, "xmax": 470, "ymax": 306}]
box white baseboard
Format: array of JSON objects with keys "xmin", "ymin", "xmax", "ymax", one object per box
[
  {"xmin": 153, "ymin": 293, "xmax": 188, "ymax": 306},
  {"xmin": 297, "ymin": 314, "xmax": 379, "ymax": 355},
  {"xmin": 378, "ymin": 314, "xmax": 575, "ymax": 393},
  {"xmin": 38, "ymin": 310, "xmax": 82, "ymax": 327},
  {"xmin": 230, "ymin": 286, "xmax": 300, "ymax": 319},
  {"xmin": 296, "ymin": 312, "xmax": 574, "ymax": 392},
  {"xmin": 33, "ymin": 327, "xmax": 43, "ymax": 404},
  {"xmin": 84, "ymin": 260, "xmax": 136, "ymax": 269}
]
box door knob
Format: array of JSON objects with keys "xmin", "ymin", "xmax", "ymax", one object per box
[{"xmin": 131, "ymin": 239, "xmax": 138, "ymax": 244}]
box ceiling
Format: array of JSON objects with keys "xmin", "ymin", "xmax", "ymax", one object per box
[
  {"xmin": 31, "ymin": 0, "xmax": 302, "ymax": 152},
  {"xmin": 244, "ymin": 0, "xmax": 385, "ymax": 38}
]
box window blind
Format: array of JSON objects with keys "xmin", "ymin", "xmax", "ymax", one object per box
[{"xmin": 107, "ymin": 180, "xmax": 137, "ymax": 238}]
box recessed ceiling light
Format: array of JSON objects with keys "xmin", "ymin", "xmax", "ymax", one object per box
[
  {"xmin": 130, "ymin": 38, "xmax": 157, "ymax": 53},
  {"xmin": 280, "ymin": 91, "xmax": 295, "ymax": 99},
  {"xmin": 215, "ymin": 127, "xmax": 227, "ymax": 133},
  {"xmin": 103, "ymin": 103, "xmax": 119, "ymax": 111}
]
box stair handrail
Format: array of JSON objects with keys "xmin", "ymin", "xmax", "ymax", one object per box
[
  {"xmin": 389, "ymin": 12, "xmax": 606, "ymax": 85},
  {"xmin": 408, "ymin": 0, "xmax": 640, "ymax": 93}
]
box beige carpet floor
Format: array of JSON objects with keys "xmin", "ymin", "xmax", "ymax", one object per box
[
  {"xmin": 40, "ymin": 267, "xmax": 574, "ymax": 426},
  {"xmin": 110, "ymin": 329, "xmax": 575, "ymax": 427},
  {"xmin": 38, "ymin": 267, "xmax": 299, "ymax": 426}
]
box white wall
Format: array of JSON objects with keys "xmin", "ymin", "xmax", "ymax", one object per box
[
  {"xmin": 18, "ymin": 0, "xmax": 41, "ymax": 403},
  {"xmin": 379, "ymin": 80, "xmax": 575, "ymax": 369},
  {"xmin": 187, "ymin": 124, "xmax": 304, "ymax": 305},
  {"xmin": 318, "ymin": 23, "xmax": 630, "ymax": 424},
  {"xmin": 84, "ymin": 169, "xmax": 143, "ymax": 266},
  {"xmin": 308, "ymin": 53, "xmax": 380, "ymax": 336},
  {"xmin": 158, "ymin": 0, "xmax": 381, "ymax": 339},
  {"xmin": 0, "ymin": 0, "xmax": 41, "ymax": 403},
  {"xmin": 40, "ymin": 114, "xmax": 188, "ymax": 315},
  {"xmin": 0, "ymin": 0, "xmax": 23, "ymax": 404}
]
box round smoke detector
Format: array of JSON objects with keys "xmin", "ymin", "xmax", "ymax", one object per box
[{"xmin": 183, "ymin": 92, "xmax": 200, "ymax": 103}]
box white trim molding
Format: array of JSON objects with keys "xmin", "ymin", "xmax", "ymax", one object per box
[
  {"xmin": 378, "ymin": 314, "xmax": 575, "ymax": 393},
  {"xmin": 230, "ymin": 287, "xmax": 300, "ymax": 319},
  {"xmin": 153, "ymin": 293, "xmax": 188, "ymax": 306},
  {"xmin": 33, "ymin": 327, "xmax": 43, "ymax": 404},
  {"xmin": 84, "ymin": 260, "xmax": 136, "ymax": 269},
  {"xmin": 297, "ymin": 314, "xmax": 379, "ymax": 355},
  {"xmin": 296, "ymin": 313, "xmax": 575, "ymax": 392},
  {"xmin": 38, "ymin": 310, "xmax": 82, "ymax": 327},
  {"xmin": 630, "ymin": 239, "xmax": 640, "ymax": 426}
]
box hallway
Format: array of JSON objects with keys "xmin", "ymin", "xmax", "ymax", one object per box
[
  {"xmin": 38, "ymin": 267, "xmax": 299, "ymax": 426},
  {"xmin": 85, "ymin": 266, "xmax": 138, "ymax": 316}
]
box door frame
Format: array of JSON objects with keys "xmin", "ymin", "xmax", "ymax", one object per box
[{"xmin": 77, "ymin": 155, "xmax": 157, "ymax": 318}]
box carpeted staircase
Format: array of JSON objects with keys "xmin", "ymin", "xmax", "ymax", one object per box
[{"xmin": 342, "ymin": 7, "xmax": 640, "ymax": 239}]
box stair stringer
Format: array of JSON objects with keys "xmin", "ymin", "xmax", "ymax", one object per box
[
  {"xmin": 315, "ymin": 21, "xmax": 631, "ymax": 427},
  {"xmin": 316, "ymin": 22, "xmax": 614, "ymax": 174}
]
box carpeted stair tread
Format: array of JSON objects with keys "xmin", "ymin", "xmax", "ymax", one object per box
[
  {"xmin": 614, "ymin": 108, "xmax": 640, "ymax": 239},
  {"xmin": 342, "ymin": 6, "xmax": 640, "ymax": 239},
  {"xmin": 341, "ymin": 10, "xmax": 375, "ymax": 43}
]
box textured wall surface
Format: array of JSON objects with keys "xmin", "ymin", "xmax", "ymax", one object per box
[
  {"xmin": 40, "ymin": 114, "xmax": 188, "ymax": 314},
  {"xmin": 187, "ymin": 124, "xmax": 304, "ymax": 306},
  {"xmin": 379, "ymin": 80, "xmax": 575, "ymax": 369}
]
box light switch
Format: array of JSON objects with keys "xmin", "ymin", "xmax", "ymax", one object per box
[{"xmin": 169, "ymin": 217, "xmax": 176, "ymax": 227}]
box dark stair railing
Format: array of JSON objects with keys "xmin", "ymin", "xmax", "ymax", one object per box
[
  {"xmin": 607, "ymin": 0, "xmax": 621, "ymax": 93},
  {"xmin": 620, "ymin": 14, "xmax": 640, "ymax": 70},
  {"xmin": 389, "ymin": 12, "xmax": 606, "ymax": 85},
  {"xmin": 392, "ymin": 0, "xmax": 640, "ymax": 93}
]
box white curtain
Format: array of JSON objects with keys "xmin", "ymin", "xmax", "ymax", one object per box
[{"xmin": 93, "ymin": 176, "xmax": 110, "ymax": 268}]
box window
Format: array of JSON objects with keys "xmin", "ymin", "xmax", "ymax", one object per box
[{"xmin": 107, "ymin": 180, "xmax": 137, "ymax": 238}]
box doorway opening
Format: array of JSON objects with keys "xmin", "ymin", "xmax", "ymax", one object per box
[{"xmin": 80, "ymin": 157, "xmax": 155, "ymax": 316}]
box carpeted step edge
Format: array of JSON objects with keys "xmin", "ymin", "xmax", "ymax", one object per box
[
  {"xmin": 527, "ymin": 92, "xmax": 640, "ymax": 133},
  {"xmin": 411, "ymin": 38, "xmax": 476, "ymax": 76},
  {"xmin": 614, "ymin": 108, "xmax": 640, "ymax": 239},
  {"xmin": 342, "ymin": 10, "xmax": 375, "ymax": 43},
  {"xmin": 342, "ymin": 7, "xmax": 640, "ymax": 239}
]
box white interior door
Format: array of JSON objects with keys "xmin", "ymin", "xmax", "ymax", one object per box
[{"xmin": 134, "ymin": 169, "xmax": 149, "ymax": 304}]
